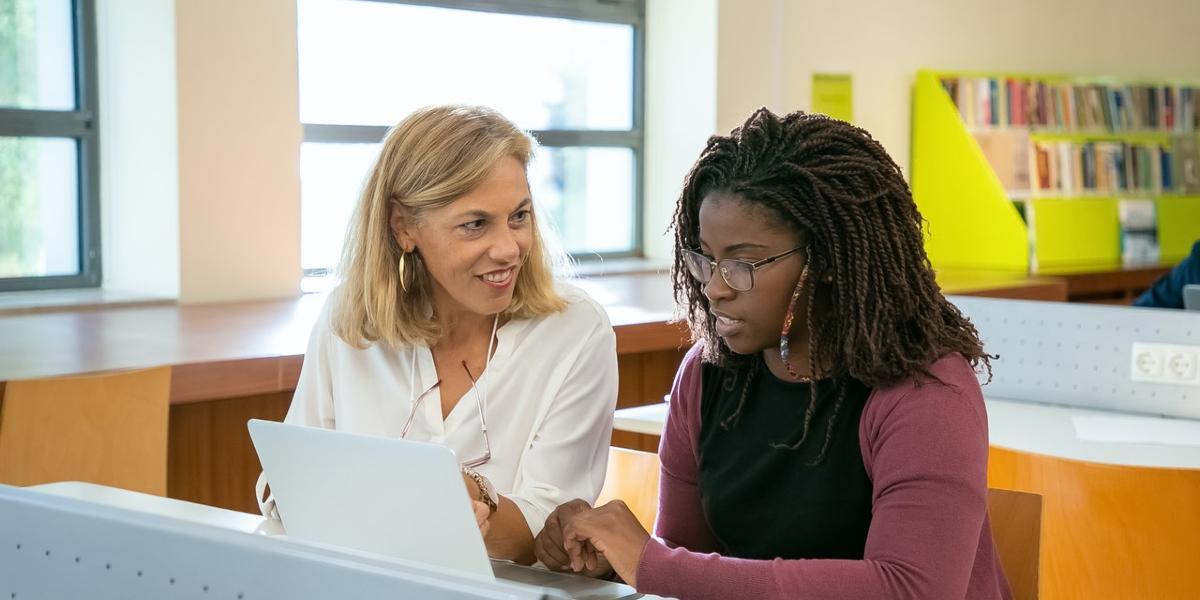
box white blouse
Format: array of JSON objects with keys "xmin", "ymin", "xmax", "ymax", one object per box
[{"xmin": 282, "ymin": 282, "xmax": 618, "ymax": 535}]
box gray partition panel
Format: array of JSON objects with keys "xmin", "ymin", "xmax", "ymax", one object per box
[
  {"xmin": 0, "ymin": 485, "xmax": 544, "ymax": 600},
  {"xmin": 950, "ymin": 296, "xmax": 1200, "ymax": 419}
]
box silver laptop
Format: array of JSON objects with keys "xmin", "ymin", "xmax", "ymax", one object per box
[
  {"xmin": 248, "ymin": 419, "xmax": 639, "ymax": 599},
  {"xmin": 1185, "ymin": 284, "xmax": 1200, "ymax": 311}
]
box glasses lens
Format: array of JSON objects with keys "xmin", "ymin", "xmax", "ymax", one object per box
[
  {"xmin": 721, "ymin": 261, "xmax": 754, "ymax": 291},
  {"xmin": 684, "ymin": 251, "xmax": 712, "ymax": 284}
]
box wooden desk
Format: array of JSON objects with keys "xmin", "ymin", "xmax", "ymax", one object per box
[
  {"xmin": 985, "ymin": 400, "xmax": 1200, "ymax": 599},
  {"xmin": 0, "ymin": 271, "xmax": 1068, "ymax": 512},
  {"xmin": 0, "ymin": 275, "xmax": 688, "ymax": 404},
  {"xmin": 936, "ymin": 269, "xmax": 1068, "ymax": 302},
  {"xmin": 1035, "ymin": 264, "xmax": 1171, "ymax": 304}
]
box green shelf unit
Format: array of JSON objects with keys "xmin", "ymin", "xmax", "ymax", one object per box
[
  {"xmin": 1158, "ymin": 195, "xmax": 1200, "ymax": 262},
  {"xmin": 1026, "ymin": 197, "xmax": 1120, "ymax": 271},
  {"xmin": 912, "ymin": 69, "xmax": 1200, "ymax": 273}
]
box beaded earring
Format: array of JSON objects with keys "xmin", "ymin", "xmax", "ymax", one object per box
[{"xmin": 778, "ymin": 264, "xmax": 811, "ymax": 382}]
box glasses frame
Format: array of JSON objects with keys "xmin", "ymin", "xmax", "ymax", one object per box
[
  {"xmin": 683, "ymin": 246, "xmax": 805, "ymax": 292},
  {"xmin": 400, "ymin": 360, "xmax": 492, "ymax": 469}
]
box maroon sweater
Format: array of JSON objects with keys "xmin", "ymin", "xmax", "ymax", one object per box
[{"xmin": 635, "ymin": 344, "xmax": 1012, "ymax": 600}]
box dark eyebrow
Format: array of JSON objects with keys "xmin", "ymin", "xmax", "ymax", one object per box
[
  {"xmin": 696, "ymin": 240, "xmax": 767, "ymax": 255},
  {"xmin": 722, "ymin": 242, "xmax": 768, "ymax": 253}
]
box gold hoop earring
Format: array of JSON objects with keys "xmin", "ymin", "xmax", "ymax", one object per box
[{"xmin": 398, "ymin": 251, "xmax": 409, "ymax": 293}]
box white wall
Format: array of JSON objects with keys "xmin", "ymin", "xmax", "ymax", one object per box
[
  {"xmin": 97, "ymin": 0, "xmax": 180, "ymax": 298},
  {"xmin": 643, "ymin": 0, "xmax": 718, "ymax": 264},
  {"xmin": 716, "ymin": 0, "xmax": 1200, "ymax": 175},
  {"xmin": 96, "ymin": 0, "xmax": 301, "ymax": 303},
  {"xmin": 174, "ymin": 0, "xmax": 302, "ymax": 303}
]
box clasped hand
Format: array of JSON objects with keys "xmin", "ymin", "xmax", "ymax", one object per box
[{"xmin": 532, "ymin": 498, "xmax": 651, "ymax": 587}]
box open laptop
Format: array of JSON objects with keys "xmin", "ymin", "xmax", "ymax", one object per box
[
  {"xmin": 1185, "ymin": 284, "xmax": 1200, "ymax": 311},
  {"xmin": 248, "ymin": 419, "xmax": 640, "ymax": 600}
]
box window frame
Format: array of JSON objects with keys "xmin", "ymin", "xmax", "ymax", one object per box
[
  {"xmin": 0, "ymin": 0, "xmax": 102, "ymax": 292},
  {"xmin": 299, "ymin": 0, "xmax": 646, "ymax": 277}
]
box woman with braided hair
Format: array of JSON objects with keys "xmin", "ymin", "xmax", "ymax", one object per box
[{"xmin": 533, "ymin": 108, "xmax": 1011, "ymax": 599}]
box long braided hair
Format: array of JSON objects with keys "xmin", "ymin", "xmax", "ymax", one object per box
[{"xmin": 672, "ymin": 108, "xmax": 991, "ymax": 464}]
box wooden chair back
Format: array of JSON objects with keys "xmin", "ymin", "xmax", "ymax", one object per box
[
  {"xmin": 987, "ymin": 487, "xmax": 1044, "ymax": 600},
  {"xmin": 596, "ymin": 446, "xmax": 661, "ymax": 531},
  {"xmin": 0, "ymin": 367, "xmax": 172, "ymax": 495}
]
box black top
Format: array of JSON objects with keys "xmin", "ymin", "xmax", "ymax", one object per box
[{"xmin": 696, "ymin": 357, "xmax": 874, "ymax": 560}]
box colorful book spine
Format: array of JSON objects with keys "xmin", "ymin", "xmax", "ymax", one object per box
[{"xmin": 940, "ymin": 76, "xmax": 1199, "ymax": 133}]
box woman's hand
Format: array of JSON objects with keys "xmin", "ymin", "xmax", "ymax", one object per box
[
  {"xmin": 473, "ymin": 500, "xmax": 492, "ymax": 538},
  {"xmin": 562, "ymin": 500, "xmax": 650, "ymax": 587},
  {"xmin": 462, "ymin": 473, "xmax": 492, "ymax": 537},
  {"xmin": 460, "ymin": 473, "xmax": 534, "ymax": 563},
  {"xmin": 535, "ymin": 499, "xmax": 613, "ymax": 578}
]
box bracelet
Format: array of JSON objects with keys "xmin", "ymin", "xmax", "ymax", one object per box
[{"xmin": 462, "ymin": 467, "xmax": 498, "ymax": 514}]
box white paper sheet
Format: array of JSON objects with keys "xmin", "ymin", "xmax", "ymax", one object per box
[{"xmin": 1072, "ymin": 415, "xmax": 1200, "ymax": 447}]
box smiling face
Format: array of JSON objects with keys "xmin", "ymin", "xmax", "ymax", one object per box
[
  {"xmin": 696, "ymin": 191, "xmax": 809, "ymax": 355},
  {"xmin": 392, "ymin": 156, "xmax": 534, "ymax": 320}
]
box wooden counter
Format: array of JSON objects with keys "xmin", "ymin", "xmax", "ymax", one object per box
[
  {"xmin": 935, "ymin": 269, "xmax": 1068, "ymax": 301},
  {"xmin": 1035, "ymin": 263, "xmax": 1171, "ymax": 304},
  {"xmin": 0, "ymin": 275, "xmax": 687, "ymax": 404}
]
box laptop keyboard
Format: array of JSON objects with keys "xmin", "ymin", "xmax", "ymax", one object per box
[{"xmin": 490, "ymin": 560, "xmax": 641, "ymax": 600}]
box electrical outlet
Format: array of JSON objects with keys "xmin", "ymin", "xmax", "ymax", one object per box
[
  {"xmin": 1131, "ymin": 342, "xmax": 1200, "ymax": 386},
  {"xmin": 1132, "ymin": 345, "xmax": 1164, "ymax": 377},
  {"xmin": 1167, "ymin": 351, "xmax": 1198, "ymax": 380}
]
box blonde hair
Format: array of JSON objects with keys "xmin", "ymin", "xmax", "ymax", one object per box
[{"xmin": 332, "ymin": 105, "xmax": 567, "ymax": 349}]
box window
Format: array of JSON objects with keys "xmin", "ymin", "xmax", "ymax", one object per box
[
  {"xmin": 297, "ymin": 0, "xmax": 644, "ymax": 277},
  {"xmin": 0, "ymin": 0, "xmax": 100, "ymax": 291}
]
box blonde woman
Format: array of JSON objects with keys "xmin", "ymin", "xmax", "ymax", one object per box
[{"xmin": 260, "ymin": 105, "xmax": 618, "ymax": 564}]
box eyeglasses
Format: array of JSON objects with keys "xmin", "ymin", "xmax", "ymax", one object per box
[
  {"xmin": 400, "ymin": 360, "xmax": 492, "ymax": 469},
  {"xmin": 682, "ymin": 246, "xmax": 805, "ymax": 292}
]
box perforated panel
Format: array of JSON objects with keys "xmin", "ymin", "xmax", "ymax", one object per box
[
  {"xmin": 0, "ymin": 486, "xmax": 543, "ymax": 600},
  {"xmin": 950, "ymin": 296, "xmax": 1200, "ymax": 419}
]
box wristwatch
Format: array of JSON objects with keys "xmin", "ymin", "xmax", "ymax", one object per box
[{"xmin": 462, "ymin": 467, "xmax": 498, "ymax": 514}]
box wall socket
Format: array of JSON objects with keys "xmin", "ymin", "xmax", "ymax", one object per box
[{"xmin": 1130, "ymin": 342, "xmax": 1200, "ymax": 386}]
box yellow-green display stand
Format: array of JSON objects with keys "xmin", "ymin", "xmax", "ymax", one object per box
[{"xmin": 911, "ymin": 70, "xmax": 1027, "ymax": 273}]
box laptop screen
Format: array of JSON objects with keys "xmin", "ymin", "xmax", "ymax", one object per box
[{"xmin": 1185, "ymin": 285, "xmax": 1200, "ymax": 311}]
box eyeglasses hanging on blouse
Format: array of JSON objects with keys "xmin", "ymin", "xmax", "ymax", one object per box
[{"xmin": 400, "ymin": 314, "xmax": 497, "ymax": 469}]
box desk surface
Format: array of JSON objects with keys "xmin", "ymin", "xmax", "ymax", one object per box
[
  {"xmin": 0, "ymin": 271, "xmax": 1064, "ymax": 403},
  {"xmin": 33, "ymin": 480, "xmax": 277, "ymax": 534},
  {"xmin": 614, "ymin": 398, "xmax": 1200, "ymax": 470},
  {"xmin": 1036, "ymin": 263, "xmax": 1171, "ymax": 302}
]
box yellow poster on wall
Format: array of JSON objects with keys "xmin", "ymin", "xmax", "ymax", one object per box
[{"xmin": 812, "ymin": 73, "xmax": 853, "ymax": 123}]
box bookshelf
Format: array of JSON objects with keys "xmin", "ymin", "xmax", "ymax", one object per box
[{"xmin": 911, "ymin": 69, "xmax": 1200, "ymax": 274}]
